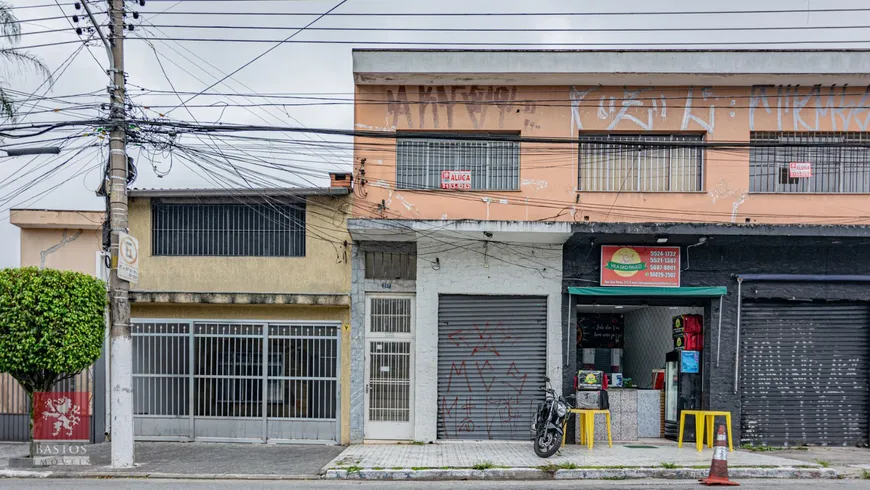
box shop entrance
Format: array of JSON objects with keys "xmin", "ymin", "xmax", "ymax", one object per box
[{"xmin": 570, "ymin": 286, "xmax": 726, "ymax": 444}]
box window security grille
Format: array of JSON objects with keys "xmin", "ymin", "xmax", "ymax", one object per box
[
  {"xmin": 396, "ymin": 137, "xmax": 520, "ymax": 190},
  {"xmin": 750, "ymin": 132, "xmax": 870, "ymax": 193},
  {"xmin": 578, "ymin": 134, "xmax": 704, "ymax": 192},
  {"xmin": 152, "ymin": 201, "xmax": 305, "ymax": 257}
]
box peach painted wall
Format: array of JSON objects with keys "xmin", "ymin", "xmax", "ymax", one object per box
[{"xmin": 353, "ymin": 84, "xmax": 870, "ymax": 225}]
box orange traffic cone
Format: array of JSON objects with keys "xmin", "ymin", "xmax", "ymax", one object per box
[{"xmin": 699, "ymin": 425, "xmax": 739, "ymax": 486}]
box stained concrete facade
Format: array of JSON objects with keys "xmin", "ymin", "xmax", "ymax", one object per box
[
  {"xmin": 348, "ymin": 221, "xmax": 570, "ymax": 443},
  {"xmin": 352, "ymin": 50, "xmax": 870, "ymax": 227}
]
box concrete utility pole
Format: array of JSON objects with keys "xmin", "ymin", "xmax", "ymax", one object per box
[{"xmin": 106, "ymin": 0, "xmax": 133, "ymax": 468}]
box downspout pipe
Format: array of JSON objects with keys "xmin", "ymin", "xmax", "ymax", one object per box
[{"xmin": 733, "ymin": 278, "xmax": 742, "ymax": 394}]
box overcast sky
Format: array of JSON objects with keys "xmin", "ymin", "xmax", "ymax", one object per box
[{"xmin": 1, "ymin": 0, "xmax": 869, "ymax": 267}]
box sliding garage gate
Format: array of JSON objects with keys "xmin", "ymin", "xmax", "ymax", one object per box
[
  {"xmin": 740, "ymin": 302, "xmax": 870, "ymax": 446},
  {"xmin": 437, "ymin": 295, "xmax": 548, "ymax": 440},
  {"xmin": 132, "ymin": 320, "xmax": 340, "ymax": 443}
]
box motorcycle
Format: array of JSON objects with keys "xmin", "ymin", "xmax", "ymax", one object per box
[{"xmin": 532, "ymin": 376, "xmax": 573, "ymax": 458}]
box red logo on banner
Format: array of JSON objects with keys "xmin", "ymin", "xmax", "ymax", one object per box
[{"xmin": 33, "ymin": 392, "xmax": 90, "ymax": 441}]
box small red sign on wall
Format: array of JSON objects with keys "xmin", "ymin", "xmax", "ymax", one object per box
[
  {"xmin": 441, "ymin": 170, "xmax": 472, "ymax": 190},
  {"xmin": 789, "ymin": 162, "xmax": 813, "ymax": 178},
  {"xmin": 33, "ymin": 392, "xmax": 90, "ymax": 441},
  {"xmin": 601, "ymin": 245, "xmax": 681, "ymax": 288}
]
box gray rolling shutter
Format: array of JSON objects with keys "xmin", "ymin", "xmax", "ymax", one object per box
[
  {"xmin": 437, "ymin": 295, "xmax": 547, "ymax": 440},
  {"xmin": 740, "ymin": 302, "xmax": 870, "ymax": 446}
]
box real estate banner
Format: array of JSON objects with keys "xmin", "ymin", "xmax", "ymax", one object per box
[{"xmin": 600, "ymin": 245, "xmax": 681, "ymax": 287}]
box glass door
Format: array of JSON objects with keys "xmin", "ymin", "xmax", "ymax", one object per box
[{"xmin": 665, "ymin": 359, "xmax": 678, "ymax": 423}]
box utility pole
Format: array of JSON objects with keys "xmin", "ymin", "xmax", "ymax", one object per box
[{"xmin": 106, "ymin": 0, "xmax": 133, "ymax": 468}]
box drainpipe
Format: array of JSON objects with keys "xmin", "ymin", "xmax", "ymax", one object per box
[
  {"xmin": 733, "ymin": 278, "xmax": 743, "ymax": 394},
  {"xmin": 716, "ymin": 295, "xmax": 723, "ymax": 368}
]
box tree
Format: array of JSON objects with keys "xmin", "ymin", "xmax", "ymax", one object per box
[
  {"xmin": 0, "ymin": 267, "xmax": 106, "ymax": 456},
  {"xmin": 0, "ymin": 2, "xmax": 52, "ymax": 121}
]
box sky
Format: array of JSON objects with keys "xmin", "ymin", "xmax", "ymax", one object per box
[{"xmin": 1, "ymin": 0, "xmax": 870, "ymax": 267}]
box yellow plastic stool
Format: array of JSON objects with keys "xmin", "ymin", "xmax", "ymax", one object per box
[
  {"xmin": 678, "ymin": 410, "xmax": 734, "ymax": 452},
  {"xmin": 677, "ymin": 410, "xmax": 706, "ymax": 452},
  {"xmin": 703, "ymin": 411, "xmax": 734, "ymax": 452},
  {"xmin": 562, "ymin": 408, "xmax": 613, "ymax": 449}
]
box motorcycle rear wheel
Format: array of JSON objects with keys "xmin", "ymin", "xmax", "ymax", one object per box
[{"xmin": 533, "ymin": 429, "xmax": 562, "ymax": 458}]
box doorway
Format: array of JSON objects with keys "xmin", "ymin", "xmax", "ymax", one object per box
[{"xmin": 364, "ymin": 294, "xmax": 415, "ymax": 440}]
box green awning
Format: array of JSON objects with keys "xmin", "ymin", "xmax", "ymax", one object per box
[{"xmin": 568, "ymin": 286, "xmax": 728, "ymax": 297}]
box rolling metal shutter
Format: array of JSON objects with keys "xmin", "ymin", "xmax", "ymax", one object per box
[
  {"xmin": 741, "ymin": 302, "xmax": 870, "ymax": 446},
  {"xmin": 437, "ymin": 295, "xmax": 547, "ymax": 440}
]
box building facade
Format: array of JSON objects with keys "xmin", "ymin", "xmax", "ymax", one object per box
[
  {"xmin": 349, "ymin": 50, "xmax": 870, "ymax": 446},
  {"xmin": 127, "ymin": 179, "xmax": 354, "ymax": 444},
  {"xmin": 1, "ymin": 209, "xmax": 106, "ymax": 442}
]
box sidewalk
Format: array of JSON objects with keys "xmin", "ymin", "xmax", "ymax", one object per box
[
  {"xmin": 1, "ymin": 441, "xmax": 344, "ymax": 480},
  {"xmin": 322, "ymin": 440, "xmax": 846, "ymax": 481},
  {"xmin": 1, "ymin": 439, "xmax": 865, "ymax": 481}
]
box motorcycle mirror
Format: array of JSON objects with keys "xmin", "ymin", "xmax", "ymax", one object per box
[{"xmin": 544, "ymin": 376, "xmax": 550, "ymax": 383}]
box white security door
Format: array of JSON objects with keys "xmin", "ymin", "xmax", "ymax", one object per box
[{"xmin": 365, "ymin": 295, "xmax": 415, "ymax": 440}]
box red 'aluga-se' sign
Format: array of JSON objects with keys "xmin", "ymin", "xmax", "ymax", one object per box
[
  {"xmin": 789, "ymin": 162, "xmax": 813, "ymax": 178},
  {"xmin": 441, "ymin": 170, "xmax": 472, "ymax": 190},
  {"xmin": 33, "ymin": 392, "xmax": 90, "ymax": 441}
]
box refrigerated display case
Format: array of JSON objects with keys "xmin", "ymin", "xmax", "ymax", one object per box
[{"xmin": 664, "ymin": 350, "xmax": 702, "ymax": 441}]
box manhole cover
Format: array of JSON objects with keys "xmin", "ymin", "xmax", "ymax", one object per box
[{"xmin": 624, "ymin": 445, "xmax": 658, "ymax": 449}]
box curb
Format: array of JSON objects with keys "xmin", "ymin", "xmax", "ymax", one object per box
[
  {"xmin": 2, "ymin": 466, "xmax": 841, "ymax": 481},
  {"xmin": 323, "ymin": 466, "xmax": 840, "ymax": 481},
  {"xmin": 1, "ymin": 469, "xmax": 318, "ymax": 480}
]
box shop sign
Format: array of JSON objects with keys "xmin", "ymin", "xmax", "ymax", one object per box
[
  {"xmin": 600, "ymin": 245, "xmax": 680, "ymax": 287},
  {"xmin": 441, "ymin": 170, "xmax": 472, "ymax": 190},
  {"xmin": 789, "ymin": 162, "xmax": 813, "ymax": 178}
]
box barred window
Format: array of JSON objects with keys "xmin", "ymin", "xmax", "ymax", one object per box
[
  {"xmin": 396, "ymin": 136, "xmax": 520, "ymax": 190},
  {"xmin": 750, "ymin": 132, "xmax": 870, "ymax": 193},
  {"xmin": 578, "ymin": 134, "xmax": 704, "ymax": 192},
  {"xmin": 152, "ymin": 201, "xmax": 305, "ymax": 257}
]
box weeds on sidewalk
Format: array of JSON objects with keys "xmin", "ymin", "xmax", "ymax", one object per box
[
  {"xmin": 816, "ymin": 460, "xmax": 831, "ymax": 468},
  {"xmin": 345, "ymin": 465, "xmax": 363, "ymax": 474},
  {"xmin": 660, "ymin": 462, "xmax": 678, "ymax": 469},
  {"xmin": 860, "ymin": 469, "xmax": 870, "ymax": 480},
  {"xmin": 472, "ymin": 461, "xmax": 496, "ymax": 470},
  {"xmin": 740, "ymin": 443, "xmax": 808, "ymax": 452},
  {"xmin": 538, "ymin": 462, "xmax": 579, "ymax": 473}
]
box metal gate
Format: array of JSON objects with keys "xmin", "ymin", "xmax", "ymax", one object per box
[
  {"xmin": 132, "ymin": 319, "xmax": 340, "ymax": 444},
  {"xmin": 437, "ymin": 295, "xmax": 547, "ymax": 440},
  {"xmin": 1, "ymin": 367, "xmax": 104, "ymax": 442},
  {"xmin": 740, "ymin": 302, "xmax": 870, "ymax": 446}
]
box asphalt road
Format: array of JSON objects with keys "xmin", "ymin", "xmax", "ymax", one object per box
[{"xmin": 1, "ymin": 479, "xmax": 867, "ymax": 489}]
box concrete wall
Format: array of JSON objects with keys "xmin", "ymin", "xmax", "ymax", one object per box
[
  {"xmin": 353, "ymin": 84, "xmax": 870, "ymax": 225},
  {"xmin": 128, "ymin": 195, "xmax": 351, "ymax": 294},
  {"xmin": 623, "ymin": 306, "xmax": 704, "ymax": 389},
  {"xmin": 132, "ymin": 303, "xmax": 352, "ymax": 445},
  {"xmin": 18, "ymin": 228, "xmax": 101, "ymax": 274},
  {"xmin": 563, "ymin": 234, "xmax": 870, "ymax": 441},
  {"xmin": 413, "ymin": 238, "xmax": 563, "ymax": 442}
]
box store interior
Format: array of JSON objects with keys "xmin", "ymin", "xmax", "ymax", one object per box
[{"xmin": 574, "ymin": 301, "xmax": 707, "ymax": 442}]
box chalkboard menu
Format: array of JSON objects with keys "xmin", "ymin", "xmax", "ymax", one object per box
[{"xmin": 577, "ymin": 314, "xmax": 624, "ymax": 349}]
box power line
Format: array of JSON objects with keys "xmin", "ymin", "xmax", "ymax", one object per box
[
  {"xmin": 134, "ymin": 7, "xmax": 870, "ymax": 17},
  {"xmin": 129, "ymin": 37, "xmax": 870, "ymax": 47},
  {"xmin": 131, "ymin": 120, "xmax": 870, "ymax": 148},
  {"xmin": 136, "ymin": 24, "xmax": 870, "ymax": 34},
  {"xmin": 162, "ymin": 0, "xmax": 350, "ymax": 116}
]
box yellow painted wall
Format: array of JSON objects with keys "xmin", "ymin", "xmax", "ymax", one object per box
[
  {"xmin": 128, "ymin": 195, "xmax": 351, "ymax": 294},
  {"xmin": 133, "ymin": 303, "xmax": 352, "ymax": 445}
]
